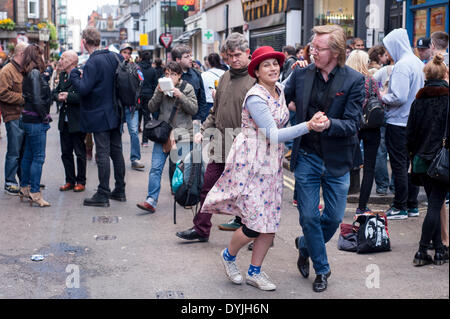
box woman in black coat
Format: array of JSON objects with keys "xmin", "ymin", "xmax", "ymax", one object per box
[
  {"xmin": 407, "ymin": 54, "xmax": 449, "ymax": 266},
  {"xmin": 20, "ymin": 44, "xmax": 52, "ymax": 207}
]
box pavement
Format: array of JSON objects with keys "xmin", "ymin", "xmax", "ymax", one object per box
[{"xmin": 0, "ymin": 110, "xmax": 448, "ymax": 300}]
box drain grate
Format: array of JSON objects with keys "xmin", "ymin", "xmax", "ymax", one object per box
[
  {"xmin": 95, "ymin": 235, "xmax": 117, "ymax": 241},
  {"xmin": 92, "ymin": 216, "xmax": 119, "ymax": 224},
  {"xmin": 156, "ymin": 291, "xmax": 185, "ymax": 299}
]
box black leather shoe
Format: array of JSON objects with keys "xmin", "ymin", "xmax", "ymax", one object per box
[
  {"xmin": 295, "ymin": 237, "xmax": 309, "ymax": 278},
  {"xmin": 413, "ymin": 250, "xmax": 433, "ymax": 266},
  {"xmin": 313, "ymin": 271, "xmax": 331, "ymax": 293},
  {"xmin": 109, "ymin": 189, "xmax": 126, "ymax": 202},
  {"xmin": 176, "ymin": 228, "xmax": 208, "ymax": 242},
  {"xmin": 83, "ymin": 192, "xmax": 110, "ymax": 207}
]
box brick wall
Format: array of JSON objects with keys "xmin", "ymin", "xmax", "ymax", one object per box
[{"xmin": 0, "ymin": 0, "xmax": 14, "ymax": 20}]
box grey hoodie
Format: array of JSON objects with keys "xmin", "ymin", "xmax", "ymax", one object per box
[{"xmin": 382, "ymin": 28, "xmax": 425, "ymax": 127}]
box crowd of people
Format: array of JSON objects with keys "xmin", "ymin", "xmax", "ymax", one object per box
[{"xmin": 0, "ymin": 25, "xmax": 448, "ymax": 293}]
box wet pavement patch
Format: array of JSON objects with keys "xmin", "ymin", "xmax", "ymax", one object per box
[
  {"xmin": 92, "ymin": 216, "xmax": 119, "ymax": 224},
  {"xmin": 95, "ymin": 235, "xmax": 117, "ymax": 241},
  {"xmin": 156, "ymin": 291, "xmax": 185, "ymax": 299}
]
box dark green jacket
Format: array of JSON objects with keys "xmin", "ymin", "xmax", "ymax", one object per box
[{"xmin": 53, "ymin": 71, "xmax": 81, "ymax": 133}]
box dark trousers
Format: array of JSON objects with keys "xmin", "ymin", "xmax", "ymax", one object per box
[
  {"xmin": 93, "ymin": 127, "xmax": 126, "ymax": 196},
  {"xmin": 419, "ymin": 175, "xmax": 448, "ymax": 250},
  {"xmin": 60, "ymin": 122, "xmax": 87, "ymax": 185},
  {"xmin": 139, "ymin": 96, "xmax": 152, "ymax": 144},
  {"xmin": 385, "ymin": 124, "xmax": 419, "ymax": 210},
  {"xmin": 193, "ymin": 162, "xmax": 241, "ymax": 238},
  {"xmin": 358, "ymin": 128, "xmax": 381, "ymax": 209}
]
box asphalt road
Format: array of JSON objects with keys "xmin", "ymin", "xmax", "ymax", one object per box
[{"xmin": 0, "ymin": 110, "xmax": 448, "ymax": 300}]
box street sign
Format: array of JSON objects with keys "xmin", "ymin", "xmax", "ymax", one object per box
[
  {"xmin": 202, "ymin": 29, "xmax": 214, "ymax": 44},
  {"xmin": 159, "ymin": 33, "xmax": 173, "ymax": 49},
  {"xmin": 140, "ymin": 34, "xmax": 148, "ymax": 46},
  {"xmin": 176, "ymin": 0, "xmax": 195, "ymax": 12}
]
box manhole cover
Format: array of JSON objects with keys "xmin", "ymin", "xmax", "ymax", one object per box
[
  {"xmin": 156, "ymin": 291, "xmax": 185, "ymax": 299},
  {"xmin": 92, "ymin": 216, "xmax": 119, "ymax": 224},
  {"xmin": 95, "ymin": 235, "xmax": 117, "ymax": 241}
]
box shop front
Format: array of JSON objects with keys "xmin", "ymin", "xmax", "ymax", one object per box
[
  {"xmin": 313, "ymin": 0, "xmax": 355, "ymax": 37},
  {"xmin": 243, "ymin": 0, "xmax": 288, "ymax": 51},
  {"xmin": 406, "ymin": 0, "xmax": 449, "ymax": 45}
]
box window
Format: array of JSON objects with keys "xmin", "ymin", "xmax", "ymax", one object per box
[
  {"xmin": 28, "ymin": 0, "xmax": 40, "ymax": 19},
  {"xmin": 314, "ymin": 0, "xmax": 355, "ymax": 37}
]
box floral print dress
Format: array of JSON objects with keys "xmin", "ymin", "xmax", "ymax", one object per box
[{"xmin": 200, "ymin": 82, "xmax": 290, "ymax": 233}]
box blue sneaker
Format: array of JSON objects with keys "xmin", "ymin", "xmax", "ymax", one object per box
[
  {"xmin": 386, "ymin": 207, "xmax": 408, "ymax": 220},
  {"xmin": 407, "ymin": 207, "xmax": 419, "ymax": 217}
]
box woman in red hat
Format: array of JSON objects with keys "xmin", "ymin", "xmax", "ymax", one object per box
[{"xmin": 200, "ymin": 46, "xmax": 329, "ymax": 291}]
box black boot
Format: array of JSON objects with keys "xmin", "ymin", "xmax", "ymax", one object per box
[
  {"xmin": 413, "ymin": 249, "xmax": 433, "ymax": 266},
  {"xmin": 84, "ymin": 192, "xmax": 110, "ymax": 207},
  {"xmin": 434, "ymin": 246, "xmax": 449, "ymax": 265},
  {"xmin": 110, "ymin": 189, "xmax": 126, "ymax": 202}
]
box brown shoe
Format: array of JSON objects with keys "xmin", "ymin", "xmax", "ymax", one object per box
[
  {"xmin": 29, "ymin": 192, "xmax": 51, "ymax": 207},
  {"xmin": 73, "ymin": 184, "xmax": 85, "ymax": 192},
  {"xmin": 59, "ymin": 183, "xmax": 74, "ymax": 191}
]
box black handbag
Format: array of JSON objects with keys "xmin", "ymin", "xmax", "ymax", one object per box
[
  {"xmin": 427, "ymin": 103, "xmax": 449, "ymax": 184},
  {"xmin": 144, "ymin": 107, "xmax": 177, "ymax": 144}
]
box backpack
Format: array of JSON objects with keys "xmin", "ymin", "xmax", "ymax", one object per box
[
  {"xmin": 361, "ymin": 77, "xmax": 385, "ymax": 129},
  {"xmin": 171, "ymin": 144, "xmax": 206, "ymax": 224},
  {"xmin": 114, "ymin": 54, "xmax": 144, "ymax": 109},
  {"xmin": 354, "ymin": 213, "xmax": 391, "ymax": 254}
]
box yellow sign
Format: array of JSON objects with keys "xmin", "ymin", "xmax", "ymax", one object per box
[{"xmin": 140, "ymin": 34, "xmax": 148, "ymax": 46}]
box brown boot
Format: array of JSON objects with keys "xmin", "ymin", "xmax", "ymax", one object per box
[
  {"xmin": 19, "ymin": 186, "xmax": 31, "ymax": 202},
  {"xmin": 29, "ymin": 192, "xmax": 51, "ymax": 207}
]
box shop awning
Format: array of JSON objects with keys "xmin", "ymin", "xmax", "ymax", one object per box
[{"xmin": 173, "ymin": 28, "xmax": 201, "ymax": 43}]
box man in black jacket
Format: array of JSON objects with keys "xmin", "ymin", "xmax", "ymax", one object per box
[
  {"xmin": 285, "ymin": 25, "xmax": 364, "ymax": 293},
  {"xmin": 70, "ymin": 27, "xmax": 126, "ymax": 207},
  {"xmin": 171, "ymin": 44, "xmax": 207, "ymax": 124},
  {"xmin": 54, "ymin": 50, "xmax": 86, "ymax": 193},
  {"xmin": 281, "ymin": 45, "xmax": 298, "ymax": 82}
]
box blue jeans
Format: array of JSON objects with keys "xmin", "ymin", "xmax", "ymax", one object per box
[
  {"xmin": 4, "ymin": 118, "xmax": 25, "ymax": 186},
  {"xmin": 124, "ymin": 107, "xmax": 141, "ymax": 162},
  {"xmin": 146, "ymin": 141, "xmax": 192, "ymax": 207},
  {"xmin": 20, "ymin": 122, "xmax": 50, "ymax": 193},
  {"xmin": 294, "ymin": 149, "xmax": 350, "ymax": 275}
]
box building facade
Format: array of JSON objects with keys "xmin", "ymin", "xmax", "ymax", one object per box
[{"xmin": 0, "ymin": 0, "xmax": 57, "ymax": 59}]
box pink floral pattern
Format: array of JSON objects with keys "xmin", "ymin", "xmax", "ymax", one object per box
[{"xmin": 200, "ymin": 83, "xmax": 289, "ymax": 233}]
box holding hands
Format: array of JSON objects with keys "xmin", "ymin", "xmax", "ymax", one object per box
[{"xmin": 307, "ymin": 111, "xmax": 330, "ymax": 132}]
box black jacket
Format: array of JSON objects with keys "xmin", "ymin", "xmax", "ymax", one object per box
[
  {"xmin": 181, "ymin": 68, "xmax": 207, "ymax": 121},
  {"xmin": 281, "ymin": 55, "xmax": 298, "ymax": 82},
  {"xmin": 138, "ymin": 60, "xmax": 157, "ymax": 98},
  {"xmin": 22, "ymin": 68, "xmax": 52, "ymax": 124},
  {"xmin": 69, "ymin": 50, "xmax": 122, "ymax": 133},
  {"xmin": 406, "ymin": 80, "xmax": 449, "ymax": 162},
  {"xmin": 284, "ymin": 64, "xmax": 365, "ymax": 177},
  {"xmin": 53, "ymin": 71, "xmax": 82, "ymax": 133}
]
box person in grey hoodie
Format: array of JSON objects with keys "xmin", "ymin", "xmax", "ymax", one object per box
[{"xmin": 380, "ymin": 28, "xmax": 424, "ymax": 220}]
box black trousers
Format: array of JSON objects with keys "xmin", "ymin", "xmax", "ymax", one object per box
[
  {"xmin": 60, "ymin": 122, "xmax": 87, "ymax": 185},
  {"xmin": 358, "ymin": 128, "xmax": 381, "ymax": 209},
  {"xmin": 419, "ymin": 175, "xmax": 448, "ymax": 250},
  {"xmin": 385, "ymin": 124, "xmax": 419, "ymax": 210},
  {"xmin": 93, "ymin": 127, "xmax": 126, "ymax": 196},
  {"xmin": 139, "ymin": 96, "xmax": 152, "ymax": 144}
]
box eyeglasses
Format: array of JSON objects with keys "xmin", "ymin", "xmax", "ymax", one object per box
[{"xmin": 310, "ymin": 45, "xmax": 330, "ymax": 53}]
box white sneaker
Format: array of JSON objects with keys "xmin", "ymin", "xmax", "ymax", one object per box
[
  {"xmin": 220, "ymin": 249, "xmax": 243, "ymax": 284},
  {"xmin": 246, "ymin": 271, "xmax": 276, "ymax": 291}
]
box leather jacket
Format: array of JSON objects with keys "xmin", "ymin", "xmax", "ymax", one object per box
[{"xmin": 22, "ymin": 68, "xmax": 52, "ymax": 123}]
